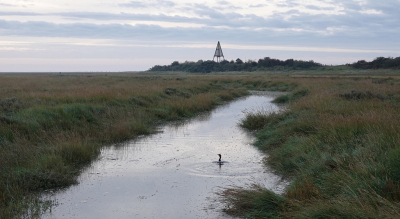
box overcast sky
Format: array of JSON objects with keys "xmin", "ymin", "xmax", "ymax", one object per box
[{"xmin": 1, "ymin": 0, "xmax": 399, "ymax": 71}]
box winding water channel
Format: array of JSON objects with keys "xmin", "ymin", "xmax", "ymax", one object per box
[{"xmin": 43, "ymin": 92, "xmax": 288, "ymax": 219}]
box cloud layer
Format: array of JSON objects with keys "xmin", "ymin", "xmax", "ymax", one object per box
[{"xmin": 0, "ymin": 0, "xmax": 399, "ymax": 71}]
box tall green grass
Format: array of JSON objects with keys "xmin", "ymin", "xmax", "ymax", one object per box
[
  {"xmin": 0, "ymin": 73, "xmax": 296, "ymax": 218},
  {"xmin": 220, "ymin": 185, "xmax": 287, "ymax": 218},
  {"xmin": 225, "ymin": 77, "xmax": 400, "ymax": 218}
]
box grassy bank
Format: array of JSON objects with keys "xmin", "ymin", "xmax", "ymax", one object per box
[
  {"xmin": 0, "ymin": 73, "xmax": 299, "ymax": 218},
  {"xmin": 222, "ymin": 76, "xmax": 400, "ymax": 218}
]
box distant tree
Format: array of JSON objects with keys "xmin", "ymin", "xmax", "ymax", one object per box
[
  {"xmin": 235, "ymin": 58, "xmax": 243, "ymax": 64},
  {"xmin": 285, "ymin": 59, "xmax": 295, "ymax": 67},
  {"xmin": 351, "ymin": 57, "xmax": 400, "ymax": 69},
  {"xmin": 220, "ymin": 60, "xmax": 229, "ymax": 65},
  {"xmin": 148, "ymin": 56, "xmax": 325, "ymax": 72}
]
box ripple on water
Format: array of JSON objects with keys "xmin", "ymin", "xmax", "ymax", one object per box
[{"xmin": 184, "ymin": 161, "xmax": 264, "ymax": 178}]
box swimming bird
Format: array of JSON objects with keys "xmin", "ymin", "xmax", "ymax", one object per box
[{"xmin": 214, "ymin": 154, "xmax": 227, "ymax": 165}]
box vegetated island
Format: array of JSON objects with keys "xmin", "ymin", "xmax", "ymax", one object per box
[{"xmin": 149, "ymin": 56, "xmax": 400, "ymax": 73}]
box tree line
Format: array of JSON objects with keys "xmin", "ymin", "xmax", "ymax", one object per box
[
  {"xmin": 149, "ymin": 57, "xmax": 322, "ymax": 73},
  {"xmin": 149, "ymin": 56, "xmax": 400, "ymax": 72},
  {"xmin": 351, "ymin": 56, "xmax": 400, "ymax": 69}
]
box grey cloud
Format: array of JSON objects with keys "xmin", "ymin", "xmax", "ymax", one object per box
[
  {"xmin": 338, "ymin": 1, "xmax": 363, "ymax": 11},
  {"xmin": 0, "ymin": 3, "xmax": 14, "ymax": 7},
  {"xmin": 119, "ymin": 0, "xmax": 175, "ymax": 8},
  {"xmin": 119, "ymin": 1, "xmax": 147, "ymax": 8},
  {"xmin": 363, "ymin": 1, "xmax": 400, "ymax": 14},
  {"xmin": 276, "ymin": 0, "xmax": 300, "ymax": 7},
  {"xmin": 331, "ymin": 0, "xmax": 400, "ymax": 16},
  {"xmin": 184, "ymin": 3, "xmax": 241, "ymax": 15},
  {"xmin": 249, "ymin": 4, "xmax": 267, "ymax": 8},
  {"xmin": 1, "ymin": 7, "xmax": 398, "ymax": 34},
  {"xmin": 0, "ymin": 19, "xmax": 399, "ymax": 51},
  {"xmin": 0, "ymin": 0, "xmax": 399, "ymax": 44},
  {"xmin": 275, "ymin": 4, "xmax": 289, "ymax": 7},
  {"xmin": 0, "ymin": 11, "xmax": 40, "ymax": 16},
  {"xmin": 219, "ymin": 1, "xmax": 231, "ymax": 5},
  {"xmin": 2, "ymin": 2, "xmax": 398, "ymax": 32},
  {"xmin": 0, "ymin": 2, "xmax": 32, "ymax": 8},
  {"xmin": 185, "ymin": 3, "xmax": 244, "ymax": 21},
  {"xmin": 304, "ymin": 5, "xmax": 335, "ymax": 10},
  {"xmin": 282, "ymin": 9, "xmax": 301, "ymax": 15},
  {"xmin": 159, "ymin": 0, "xmax": 176, "ymax": 7}
]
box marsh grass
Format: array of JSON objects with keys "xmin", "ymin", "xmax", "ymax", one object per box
[
  {"xmin": 220, "ymin": 185, "xmax": 287, "ymax": 218},
  {"xmin": 0, "ymin": 73, "xmax": 297, "ymax": 218},
  {"xmin": 239, "ymin": 108, "xmax": 286, "ymax": 131},
  {"xmin": 272, "ymin": 88, "xmax": 309, "ymax": 104},
  {"xmin": 224, "ymin": 75, "xmax": 400, "ymax": 218}
]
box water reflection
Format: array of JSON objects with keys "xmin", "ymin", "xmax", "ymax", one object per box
[{"xmin": 43, "ymin": 93, "xmax": 288, "ymax": 219}]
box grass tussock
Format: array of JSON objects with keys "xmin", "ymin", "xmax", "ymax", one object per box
[
  {"xmin": 272, "ymin": 88, "xmax": 309, "ymax": 104},
  {"xmin": 220, "ymin": 185, "xmax": 287, "ymax": 218},
  {"xmin": 0, "ymin": 73, "xmax": 297, "ymax": 218},
  {"xmin": 239, "ymin": 110, "xmax": 285, "ymax": 131},
  {"xmin": 223, "ymin": 75, "xmax": 400, "ymax": 218}
]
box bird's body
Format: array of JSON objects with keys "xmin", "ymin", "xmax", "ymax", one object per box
[{"xmin": 213, "ymin": 154, "xmax": 227, "ymax": 165}]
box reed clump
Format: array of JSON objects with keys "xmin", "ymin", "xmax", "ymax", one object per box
[
  {"xmin": 272, "ymin": 88, "xmax": 309, "ymax": 104},
  {"xmin": 0, "ymin": 73, "xmax": 297, "ymax": 218},
  {"xmin": 227, "ymin": 76, "xmax": 400, "ymax": 218},
  {"xmin": 220, "ymin": 185, "xmax": 288, "ymax": 218}
]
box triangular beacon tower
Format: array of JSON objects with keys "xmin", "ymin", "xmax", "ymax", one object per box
[{"xmin": 213, "ymin": 41, "xmax": 224, "ymax": 62}]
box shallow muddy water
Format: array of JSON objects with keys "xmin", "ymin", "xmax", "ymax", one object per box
[{"xmin": 43, "ymin": 92, "xmax": 287, "ymax": 219}]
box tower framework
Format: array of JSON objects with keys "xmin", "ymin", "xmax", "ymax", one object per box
[{"xmin": 213, "ymin": 41, "xmax": 224, "ymax": 62}]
